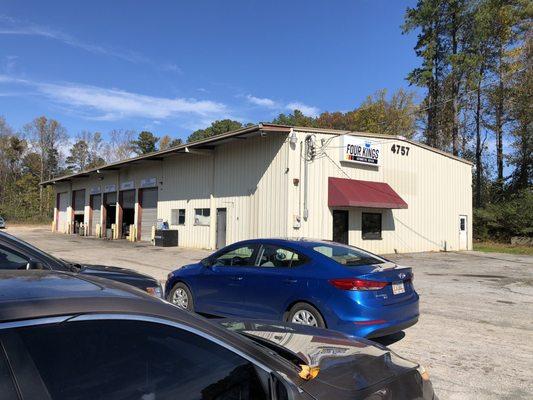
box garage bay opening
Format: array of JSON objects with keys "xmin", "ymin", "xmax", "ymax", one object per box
[
  {"xmin": 119, "ymin": 190, "xmax": 135, "ymax": 239},
  {"xmin": 72, "ymin": 189, "xmax": 85, "ymax": 234},
  {"xmin": 103, "ymin": 192, "xmax": 117, "ymax": 238}
]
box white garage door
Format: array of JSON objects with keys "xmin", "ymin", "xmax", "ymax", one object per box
[
  {"xmin": 140, "ymin": 188, "xmax": 158, "ymax": 241},
  {"xmin": 90, "ymin": 194, "xmax": 101, "ymax": 236},
  {"xmin": 57, "ymin": 192, "xmax": 68, "ymax": 233}
]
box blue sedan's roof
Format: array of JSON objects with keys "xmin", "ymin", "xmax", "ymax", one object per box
[{"xmin": 242, "ymin": 237, "xmax": 335, "ymax": 248}]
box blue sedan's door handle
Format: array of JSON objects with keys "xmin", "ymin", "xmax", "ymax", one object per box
[
  {"xmin": 231, "ymin": 276, "xmax": 244, "ymax": 281},
  {"xmin": 284, "ymin": 278, "xmax": 298, "ymax": 284}
]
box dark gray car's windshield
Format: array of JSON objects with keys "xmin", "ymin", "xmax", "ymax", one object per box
[
  {"xmin": 312, "ymin": 243, "xmax": 384, "ymax": 266},
  {"xmin": 2, "ymin": 232, "xmax": 69, "ymax": 270}
]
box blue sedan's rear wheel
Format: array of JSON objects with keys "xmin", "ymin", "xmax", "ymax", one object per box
[
  {"xmin": 288, "ymin": 303, "xmax": 326, "ymax": 328},
  {"xmin": 169, "ymin": 283, "xmax": 194, "ymax": 312}
]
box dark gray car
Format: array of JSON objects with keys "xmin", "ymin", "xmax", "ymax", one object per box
[
  {"xmin": 0, "ymin": 230, "xmax": 162, "ymax": 297},
  {"xmin": 0, "ymin": 270, "xmax": 437, "ymax": 399}
]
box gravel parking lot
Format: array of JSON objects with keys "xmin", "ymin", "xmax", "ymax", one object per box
[{"xmin": 4, "ymin": 225, "xmax": 533, "ymax": 400}]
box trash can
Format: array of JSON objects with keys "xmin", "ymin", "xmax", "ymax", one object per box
[{"xmin": 154, "ymin": 230, "xmax": 179, "ymax": 247}]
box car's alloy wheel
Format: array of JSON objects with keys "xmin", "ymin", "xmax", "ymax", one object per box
[
  {"xmin": 172, "ymin": 287, "xmax": 189, "ymax": 310},
  {"xmin": 291, "ymin": 310, "xmax": 318, "ymax": 326}
]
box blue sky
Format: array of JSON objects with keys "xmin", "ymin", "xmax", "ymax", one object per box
[{"xmin": 0, "ymin": 0, "xmax": 420, "ymax": 142}]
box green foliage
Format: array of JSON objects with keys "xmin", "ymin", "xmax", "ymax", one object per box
[
  {"xmin": 131, "ymin": 131, "xmax": 159, "ymax": 154},
  {"xmin": 159, "ymin": 135, "xmax": 183, "ymax": 150},
  {"xmin": 187, "ymin": 120, "xmax": 243, "ymax": 143},
  {"xmin": 66, "ymin": 140, "xmax": 90, "ymax": 172},
  {"xmin": 271, "ymin": 110, "xmax": 316, "ymax": 127},
  {"xmin": 272, "ymin": 89, "xmax": 418, "ymax": 138},
  {"xmin": 474, "ymin": 189, "xmax": 533, "ymax": 241}
]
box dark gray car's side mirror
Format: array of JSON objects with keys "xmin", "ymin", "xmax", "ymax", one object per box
[{"xmin": 26, "ymin": 260, "xmax": 44, "ymax": 270}]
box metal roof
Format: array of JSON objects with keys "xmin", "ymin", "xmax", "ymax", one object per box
[
  {"xmin": 41, "ymin": 123, "xmax": 472, "ymax": 186},
  {"xmin": 41, "ymin": 123, "xmax": 291, "ymax": 186}
]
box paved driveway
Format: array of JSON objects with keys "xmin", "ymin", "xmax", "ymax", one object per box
[{"xmin": 4, "ymin": 225, "xmax": 533, "ymax": 399}]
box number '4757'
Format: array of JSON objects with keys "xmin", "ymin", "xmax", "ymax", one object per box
[{"xmin": 391, "ymin": 144, "xmax": 410, "ymax": 156}]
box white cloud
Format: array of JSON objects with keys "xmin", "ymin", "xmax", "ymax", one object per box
[
  {"xmin": 245, "ymin": 94, "xmax": 320, "ymax": 117},
  {"xmin": 286, "ymin": 102, "xmax": 320, "ymax": 117},
  {"xmin": 159, "ymin": 63, "xmax": 183, "ymax": 74},
  {"xmin": 0, "ymin": 15, "xmax": 180, "ymax": 72},
  {"xmin": 2, "ymin": 55, "xmax": 18, "ymax": 73},
  {"xmin": 0, "ymin": 74, "xmax": 229, "ymax": 121},
  {"xmin": 245, "ymin": 94, "xmax": 278, "ymax": 108}
]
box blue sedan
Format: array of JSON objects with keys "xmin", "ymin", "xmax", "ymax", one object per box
[{"xmin": 165, "ymin": 238, "xmax": 419, "ymax": 338}]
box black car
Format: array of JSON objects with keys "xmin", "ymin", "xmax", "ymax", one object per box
[
  {"xmin": 0, "ymin": 231, "xmax": 162, "ymax": 297},
  {"xmin": 0, "ymin": 270, "xmax": 437, "ymax": 400}
]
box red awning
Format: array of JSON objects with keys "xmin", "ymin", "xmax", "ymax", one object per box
[{"xmin": 328, "ymin": 177, "xmax": 408, "ymax": 209}]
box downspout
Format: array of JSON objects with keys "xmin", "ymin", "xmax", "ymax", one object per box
[{"xmin": 303, "ymin": 136, "xmax": 309, "ymax": 220}]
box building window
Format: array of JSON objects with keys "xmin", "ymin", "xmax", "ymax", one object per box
[
  {"xmin": 362, "ymin": 212, "xmax": 382, "ymax": 240},
  {"xmin": 194, "ymin": 208, "xmax": 210, "ymax": 226},
  {"xmin": 171, "ymin": 209, "xmax": 186, "ymax": 225}
]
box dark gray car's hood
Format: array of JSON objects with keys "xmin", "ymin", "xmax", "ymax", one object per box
[
  {"xmin": 219, "ymin": 319, "xmax": 435, "ymax": 400},
  {"xmin": 79, "ymin": 264, "xmax": 159, "ymax": 290}
]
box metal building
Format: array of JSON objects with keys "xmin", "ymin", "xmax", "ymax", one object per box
[{"xmin": 42, "ymin": 124, "xmax": 473, "ymax": 253}]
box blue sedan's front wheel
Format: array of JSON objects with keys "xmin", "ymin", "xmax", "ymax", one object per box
[
  {"xmin": 168, "ymin": 283, "xmax": 194, "ymax": 312},
  {"xmin": 288, "ymin": 303, "xmax": 326, "ymax": 328}
]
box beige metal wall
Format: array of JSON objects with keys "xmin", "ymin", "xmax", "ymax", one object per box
[
  {"xmin": 157, "ymin": 133, "xmax": 289, "ymax": 248},
  {"xmin": 285, "ymin": 129, "xmax": 473, "ymax": 253}
]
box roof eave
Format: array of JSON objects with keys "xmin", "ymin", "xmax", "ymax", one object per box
[{"xmin": 41, "ymin": 124, "xmax": 293, "ymax": 186}]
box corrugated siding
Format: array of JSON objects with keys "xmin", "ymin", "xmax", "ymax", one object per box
[
  {"xmin": 286, "ymin": 131, "xmax": 472, "ymax": 254},
  {"xmin": 157, "ymin": 134, "xmax": 289, "ymax": 249}
]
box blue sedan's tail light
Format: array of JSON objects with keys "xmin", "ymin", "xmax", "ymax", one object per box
[{"xmin": 329, "ymin": 278, "xmax": 388, "ymax": 291}]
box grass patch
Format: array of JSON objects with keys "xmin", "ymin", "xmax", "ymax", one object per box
[{"xmin": 474, "ymin": 242, "xmax": 533, "ymax": 256}]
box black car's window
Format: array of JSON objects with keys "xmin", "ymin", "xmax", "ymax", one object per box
[
  {"xmin": 0, "ymin": 245, "xmax": 28, "ymax": 270},
  {"xmin": 10, "ymin": 319, "xmax": 271, "ymax": 400},
  {"xmin": 0, "ymin": 343, "xmax": 18, "ymax": 400},
  {"xmin": 313, "ymin": 243, "xmax": 384, "ymax": 266},
  {"xmin": 213, "ymin": 245, "xmax": 259, "ymax": 267},
  {"xmin": 257, "ymin": 245, "xmax": 307, "ymax": 268}
]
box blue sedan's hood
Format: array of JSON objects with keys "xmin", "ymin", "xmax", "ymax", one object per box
[{"xmin": 173, "ymin": 263, "xmax": 204, "ymax": 274}]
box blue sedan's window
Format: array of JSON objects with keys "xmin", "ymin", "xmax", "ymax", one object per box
[
  {"xmin": 313, "ymin": 244, "xmax": 383, "ymax": 266},
  {"xmin": 213, "ymin": 245, "xmax": 257, "ymax": 266},
  {"xmin": 258, "ymin": 245, "xmax": 307, "ymax": 268}
]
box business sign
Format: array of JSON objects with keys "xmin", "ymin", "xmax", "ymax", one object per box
[
  {"xmin": 120, "ymin": 181, "xmax": 135, "ymax": 190},
  {"xmin": 89, "ymin": 186, "xmax": 101, "ymax": 195},
  {"xmin": 140, "ymin": 177, "xmax": 157, "ymax": 188},
  {"xmin": 340, "ymin": 136, "xmax": 381, "ymax": 166},
  {"xmin": 103, "ymin": 184, "xmax": 116, "ymax": 193}
]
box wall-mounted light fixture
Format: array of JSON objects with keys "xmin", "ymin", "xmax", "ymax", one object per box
[{"xmin": 289, "ymin": 131, "xmax": 298, "ymax": 145}]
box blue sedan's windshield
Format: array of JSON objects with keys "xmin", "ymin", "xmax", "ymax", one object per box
[{"xmin": 312, "ymin": 243, "xmax": 385, "ymax": 266}]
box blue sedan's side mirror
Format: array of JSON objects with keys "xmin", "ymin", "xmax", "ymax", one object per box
[{"xmin": 201, "ymin": 258, "xmax": 213, "ymax": 268}]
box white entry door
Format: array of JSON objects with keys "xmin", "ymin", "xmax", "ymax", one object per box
[{"xmin": 459, "ymin": 215, "xmax": 468, "ymax": 250}]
